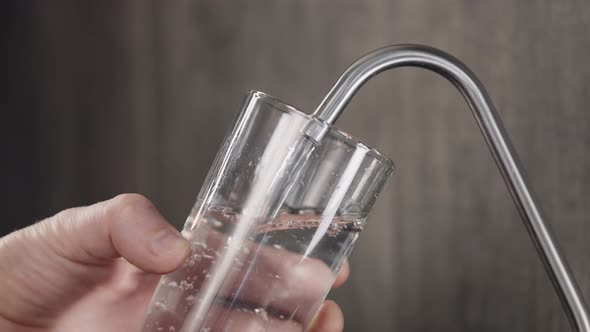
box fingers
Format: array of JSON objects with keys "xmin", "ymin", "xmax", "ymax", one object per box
[
  {"xmin": 145, "ymin": 303, "xmax": 304, "ymax": 332},
  {"xmin": 226, "ymin": 238, "xmax": 333, "ymax": 312},
  {"xmin": 146, "ymin": 301, "xmax": 343, "ymax": 332},
  {"xmin": 50, "ymin": 193, "xmax": 190, "ymax": 274},
  {"xmin": 308, "ymin": 300, "xmax": 344, "ymax": 332},
  {"xmin": 105, "ymin": 194, "xmax": 190, "ymax": 273},
  {"xmin": 144, "ymin": 211, "xmax": 352, "ymax": 331},
  {"xmin": 202, "ymin": 306, "xmax": 303, "ymax": 332},
  {"xmin": 146, "ymin": 221, "xmax": 345, "ymax": 330},
  {"xmin": 333, "ymin": 259, "xmax": 350, "ymax": 288}
]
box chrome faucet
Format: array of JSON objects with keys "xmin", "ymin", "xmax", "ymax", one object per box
[{"xmin": 310, "ymin": 44, "xmax": 590, "ymax": 332}]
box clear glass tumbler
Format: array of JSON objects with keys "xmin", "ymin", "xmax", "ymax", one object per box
[{"xmin": 141, "ymin": 91, "xmax": 394, "ymax": 332}]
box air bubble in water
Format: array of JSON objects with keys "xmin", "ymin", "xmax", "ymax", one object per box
[
  {"xmin": 210, "ymin": 219, "xmax": 223, "ymax": 228},
  {"xmin": 180, "ymin": 280, "xmax": 194, "ymax": 290},
  {"xmin": 154, "ymin": 301, "xmax": 167, "ymax": 311},
  {"xmin": 193, "ymin": 241, "xmax": 208, "ymax": 249},
  {"xmin": 254, "ymin": 308, "xmax": 269, "ymax": 321},
  {"xmin": 234, "ymin": 259, "xmax": 244, "ymax": 267},
  {"xmin": 185, "ymin": 294, "xmax": 196, "ymax": 304},
  {"xmin": 353, "ymin": 218, "xmax": 365, "ymax": 231}
]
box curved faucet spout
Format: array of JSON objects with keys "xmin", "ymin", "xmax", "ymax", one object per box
[{"xmin": 313, "ymin": 44, "xmax": 590, "ymax": 332}]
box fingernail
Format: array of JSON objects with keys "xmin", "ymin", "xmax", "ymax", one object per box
[{"xmin": 150, "ymin": 228, "xmax": 189, "ymax": 257}]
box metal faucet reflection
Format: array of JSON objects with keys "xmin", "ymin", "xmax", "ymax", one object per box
[{"xmin": 310, "ymin": 44, "xmax": 590, "ymax": 332}]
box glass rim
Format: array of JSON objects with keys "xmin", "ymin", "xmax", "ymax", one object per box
[{"xmin": 248, "ymin": 90, "xmax": 395, "ymax": 170}]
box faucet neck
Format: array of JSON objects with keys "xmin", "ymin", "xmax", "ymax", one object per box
[{"xmin": 313, "ymin": 44, "xmax": 590, "ymax": 332}]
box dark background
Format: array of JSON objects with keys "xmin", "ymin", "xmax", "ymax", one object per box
[{"xmin": 2, "ymin": 1, "xmax": 590, "ymax": 331}]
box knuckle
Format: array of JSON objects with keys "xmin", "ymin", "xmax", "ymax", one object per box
[
  {"xmin": 107, "ymin": 193, "xmax": 155, "ymax": 220},
  {"xmin": 52, "ymin": 207, "xmax": 77, "ymax": 224},
  {"xmin": 50, "ymin": 207, "xmax": 87, "ymax": 234}
]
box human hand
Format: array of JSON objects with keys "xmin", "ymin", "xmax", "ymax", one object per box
[{"xmin": 0, "ymin": 194, "xmax": 348, "ymax": 332}]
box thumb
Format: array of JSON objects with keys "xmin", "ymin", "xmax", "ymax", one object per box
[
  {"xmin": 23, "ymin": 193, "xmax": 190, "ymax": 274},
  {"xmin": 53, "ymin": 193, "xmax": 190, "ymax": 273},
  {"xmin": 0, "ymin": 194, "xmax": 190, "ymax": 325},
  {"xmin": 308, "ymin": 300, "xmax": 344, "ymax": 332}
]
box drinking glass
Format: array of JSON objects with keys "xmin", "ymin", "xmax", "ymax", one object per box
[{"xmin": 141, "ymin": 90, "xmax": 394, "ymax": 332}]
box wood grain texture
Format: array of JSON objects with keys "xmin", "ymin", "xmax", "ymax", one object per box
[{"xmin": 3, "ymin": 1, "xmax": 590, "ymax": 331}]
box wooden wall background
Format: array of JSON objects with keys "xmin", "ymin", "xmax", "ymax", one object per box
[{"xmin": 3, "ymin": 1, "xmax": 590, "ymax": 331}]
